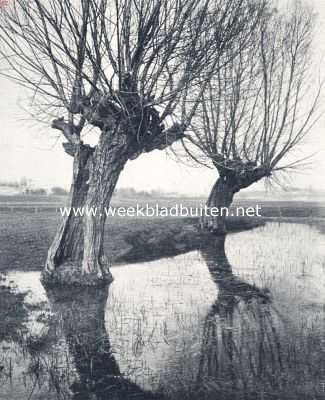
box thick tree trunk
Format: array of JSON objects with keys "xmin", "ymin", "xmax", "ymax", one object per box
[
  {"xmin": 42, "ymin": 132, "xmax": 129, "ymax": 287},
  {"xmin": 42, "ymin": 116, "xmax": 185, "ymax": 287},
  {"xmin": 201, "ymin": 177, "xmax": 235, "ymax": 236},
  {"xmin": 201, "ymin": 165, "xmax": 268, "ymax": 235},
  {"xmin": 81, "ymin": 132, "xmax": 130, "ymax": 279}
]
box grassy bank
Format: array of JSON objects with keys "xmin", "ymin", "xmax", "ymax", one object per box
[
  {"xmin": 1, "ymin": 196, "xmax": 324, "ymax": 272},
  {"xmin": 0, "ymin": 210, "xmax": 264, "ymax": 272}
]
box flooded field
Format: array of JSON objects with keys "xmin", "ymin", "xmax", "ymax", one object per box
[{"xmin": 1, "ymin": 222, "xmax": 325, "ymax": 400}]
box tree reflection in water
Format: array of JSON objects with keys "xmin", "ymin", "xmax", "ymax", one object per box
[
  {"xmin": 197, "ymin": 236, "xmax": 285, "ymax": 399},
  {"xmin": 46, "ymin": 286, "xmax": 164, "ymax": 400},
  {"xmin": 2, "ymin": 233, "xmax": 324, "ymax": 400}
]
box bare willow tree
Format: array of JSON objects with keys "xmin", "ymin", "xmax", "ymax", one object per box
[
  {"xmin": 184, "ymin": 2, "xmax": 321, "ymax": 235},
  {"xmin": 0, "ymin": 0, "xmax": 267, "ymax": 285}
]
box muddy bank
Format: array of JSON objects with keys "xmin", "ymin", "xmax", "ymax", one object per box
[{"xmin": 115, "ymin": 217, "xmax": 265, "ymax": 264}]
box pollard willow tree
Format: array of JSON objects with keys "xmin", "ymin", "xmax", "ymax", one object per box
[
  {"xmin": 184, "ymin": 3, "xmax": 321, "ymax": 235},
  {"xmin": 0, "ymin": 0, "xmax": 267, "ymax": 285}
]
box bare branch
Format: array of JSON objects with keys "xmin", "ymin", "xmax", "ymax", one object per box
[{"xmin": 184, "ymin": 2, "xmax": 321, "ymax": 190}]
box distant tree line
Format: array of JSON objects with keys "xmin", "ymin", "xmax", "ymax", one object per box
[
  {"xmin": 0, "ymin": 179, "xmax": 69, "ymax": 196},
  {"xmin": 0, "ymin": 181, "xmax": 20, "ymax": 188},
  {"xmin": 114, "ymin": 188, "xmax": 176, "ymax": 199}
]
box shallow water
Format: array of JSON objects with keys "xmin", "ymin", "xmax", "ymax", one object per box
[{"xmin": 1, "ymin": 222, "xmax": 325, "ymax": 400}]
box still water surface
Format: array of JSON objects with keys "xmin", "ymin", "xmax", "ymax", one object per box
[{"xmin": 1, "ymin": 222, "xmax": 325, "ymax": 399}]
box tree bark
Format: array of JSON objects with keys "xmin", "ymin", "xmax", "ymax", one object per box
[
  {"xmin": 42, "ymin": 130, "xmax": 129, "ymax": 287},
  {"xmin": 201, "ymin": 165, "xmax": 269, "ymax": 235},
  {"xmin": 42, "ymin": 116, "xmax": 185, "ymax": 287},
  {"xmin": 201, "ymin": 177, "xmax": 235, "ymax": 236}
]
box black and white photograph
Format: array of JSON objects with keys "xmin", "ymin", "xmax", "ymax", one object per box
[{"xmin": 0, "ymin": 0, "xmax": 325, "ymax": 399}]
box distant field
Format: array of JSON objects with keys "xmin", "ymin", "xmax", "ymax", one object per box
[
  {"xmin": 0, "ymin": 194, "xmax": 64, "ymax": 203},
  {"xmin": 1, "ymin": 194, "xmax": 325, "ymax": 218}
]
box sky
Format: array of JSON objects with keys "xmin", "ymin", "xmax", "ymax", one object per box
[{"xmin": 0, "ymin": 0, "xmax": 325, "ymax": 196}]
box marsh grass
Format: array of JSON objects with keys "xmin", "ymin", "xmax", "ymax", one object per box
[
  {"xmin": 0, "ymin": 222, "xmax": 325, "ymax": 399},
  {"xmin": 105, "ymin": 223, "xmax": 325, "ymax": 399}
]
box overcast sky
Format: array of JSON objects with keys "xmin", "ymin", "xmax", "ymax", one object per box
[{"xmin": 0, "ymin": 0, "xmax": 324, "ymax": 196}]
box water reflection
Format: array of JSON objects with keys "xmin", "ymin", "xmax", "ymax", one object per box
[
  {"xmin": 0, "ymin": 283, "xmax": 164, "ymax": 400},
  {"xmin": 1, "ymin": 223, "xmax": 325, "ymax": 400},
  {"xmin": 197, "ymin": 237, "xmax": 286, "ymax": 398},
  {"xmin": 45, "ymin": 286, "xmax": 164, "ymax": 400}
]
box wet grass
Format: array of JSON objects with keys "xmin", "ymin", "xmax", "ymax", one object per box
[
  {"xmin": 103, "ymin": 223, "xmax": 325, "ymax": 400},
  {"xmin": 1, "ymin": 222, "xmax": 325, "ymax": 400},
  {"xmin": 0, "ymin": 275, "xmax": 28, "ymax": 342},
  {"xmin": 1, "ymin": 203, "xmax": 325, "ymax": 400},
  {"xmin": 2, "ymin": 296, "xmax": 325, "ymax": 400}
]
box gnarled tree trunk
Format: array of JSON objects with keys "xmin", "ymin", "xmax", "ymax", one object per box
[
  {"xmin": 42, "ymin": 130, "xmax": 129, "ymax": 287},
  {"xmin": 201, "ymin": 165, "xmax": 269, "ymax": 235},
  {"xmin": 42, "ymin": 118, "xmax": 185, "ymax": 287},
  {"xmin": 201, "ymin": 176, "xmax": 236, "ymax": 236}
]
